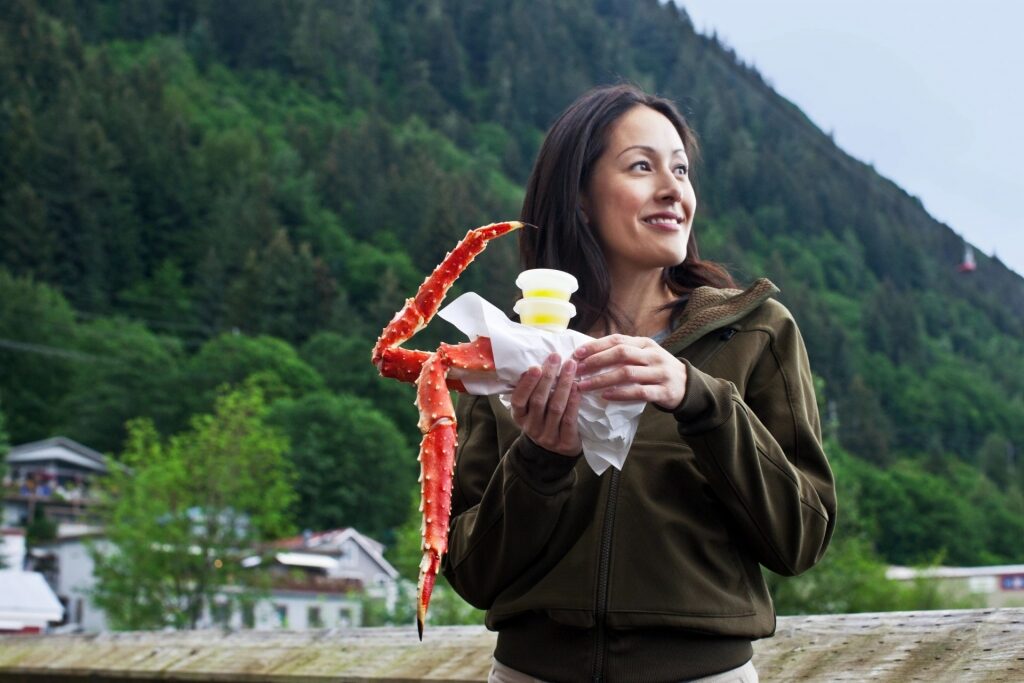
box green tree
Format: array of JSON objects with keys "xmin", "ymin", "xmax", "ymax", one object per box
[
  {"xmin": 0, "ymin": 269, "xmax": 79, "ymax": 442},
  {"xmin": 225, "ymin": 229, "xmax": 338, "ymax": 345},
  {"xmin": 978, "ymin": 432, "xmax": 1014, "ymax": 489},
  {"xmin": 767, "ymin": 535, "xmax": 980, "ymax": 615},
  {"xmin": 299, "ymin": 331, "xmax": 418, "ymax": 440},
  {"xmin": 173, "ymin": 333, "xmax": 324, "ymax": 431},
  {"xmin": 0, "ymin": 402, "xmax": 9, "ymax": 484},
  {"xmin": 268, "ymin": 392, "xmax": 415, "ymax": 539},
  {"xmin": 91, "ymin": 383, "xmax": 296, "ymax": 630},
  {"xmin": 60, "ymin": 317, "xmax": 183, "ymax": 453}
]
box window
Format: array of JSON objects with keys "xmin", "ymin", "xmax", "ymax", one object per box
[
  {"xmin": 338, "ymin": 606, "xmax": 355, "ymax": 627},
  {"xmin": 274, "ymin": 604, "xmax": 288, "ymax": 628},
  {"xmin": 241, "ymin": 601, "xmax": 255, "ymax": 629},
  {"xmin": 307, "ymin": 606, "xmax": 323, "ymax": 628},
  {"xmin": 211, "ymin": 599, "xmax": 231, "ymax": 626},
  {"xmin": 338, "ymin": 541, "xmax": 357, "ymax": 567}
]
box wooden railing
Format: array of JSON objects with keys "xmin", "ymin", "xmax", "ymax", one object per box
[{"xmin": 1, "ymin": 608, "xmax": 1021, "ymax": 681}]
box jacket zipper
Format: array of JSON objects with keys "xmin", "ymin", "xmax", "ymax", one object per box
[
  {"xmin": 592, "ymin": 468, "xmax": 621, "ymax": 682},
  {"xmin": 588, "ymin": 327, "xmax": 736, "ymax": 679}
]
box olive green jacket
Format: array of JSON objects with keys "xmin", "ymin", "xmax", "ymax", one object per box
[{"xmin": 443, "ymin": 278, "xmax": 836, "ymax": 639}]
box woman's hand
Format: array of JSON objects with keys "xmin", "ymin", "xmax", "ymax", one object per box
[
  {"xmin": 509, "ymin": 353, "xmax": 583, "ymax": 457},
  {"xmin": 574, "ymin": 334, "xmax": 687, "ymax": 410}
]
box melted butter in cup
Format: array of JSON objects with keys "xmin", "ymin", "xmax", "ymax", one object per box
[
  {"xmin": 514, "ymin": 298, "xmax": 576, "ymax": 331},
  {"xmin": 523, "ymin": 288, "xmax": 571, "ymax": 301}
]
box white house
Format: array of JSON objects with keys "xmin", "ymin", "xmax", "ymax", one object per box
[
  {"xmin": 29, "ymin": 531, "xmax": 110, "ymax": 632},
  {"xmin": 1, "ymin": 528, "xmax": 25, "ymax": 569},
  {"xmin": 887, "ymin": 564, "xmax": 1024, "ymax": 608},
  {"xmin": 234, "ymin": 527, "xmax": 402, "ymax": 631},
  {"xmin": 269, "ymin": 527, "xmax": 400, "ymax": 589}
]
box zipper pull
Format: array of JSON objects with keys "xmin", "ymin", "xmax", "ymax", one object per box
[{"xmin": 719, "ymin": 327, "xmax": 737, "ymax": 341}]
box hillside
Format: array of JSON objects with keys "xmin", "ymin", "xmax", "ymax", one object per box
[{"xmin": 2, "ymin": 0, "xmax": 1022, "ymax": 580}]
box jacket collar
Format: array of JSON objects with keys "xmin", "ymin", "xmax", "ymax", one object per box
[{"xmin": 661, "ymin": 277, "xmax": 780, "ymax": 351}]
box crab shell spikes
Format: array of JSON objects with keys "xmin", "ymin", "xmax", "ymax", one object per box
[{"xmin": 371, "ymin": 221, "xmax": 525, "ymax": 639}]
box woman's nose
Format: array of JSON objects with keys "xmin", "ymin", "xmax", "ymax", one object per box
[{"xmin": 658, "ymin": 172, "xmax": 683, "ymax": 202}]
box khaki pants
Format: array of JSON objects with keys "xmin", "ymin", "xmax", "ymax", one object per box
[{"xmin": 488, "ymin": 657, "xmax": 759, "ymax": 683}]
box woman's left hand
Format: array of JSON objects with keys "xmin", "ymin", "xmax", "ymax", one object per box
[{"xmin": 573, "ymin": 334, "xmax": 687, "ymax": 410}]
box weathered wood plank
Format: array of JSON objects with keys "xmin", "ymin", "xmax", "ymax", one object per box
[
  {"xmin": 1, "ymin": 609, "xmax": 1022, "ymax": 682},
  {"xmin": 752, "ymin": 608, "xmax": 1024, "ymax": 682}
]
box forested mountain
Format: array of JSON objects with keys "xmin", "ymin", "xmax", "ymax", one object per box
[{"xmin": 2, "ymin": 0, "xmax": 1022, "ymax": 575}]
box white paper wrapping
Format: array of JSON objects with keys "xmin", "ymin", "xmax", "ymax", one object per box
[{"xmin": 438, "ymin": 292, "xmax": 646, "ymax": 475}]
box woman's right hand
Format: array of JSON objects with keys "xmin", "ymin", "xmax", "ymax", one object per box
[{"xmin": 509, "ymin": 353, "xmax": 583, "ymax": 457}]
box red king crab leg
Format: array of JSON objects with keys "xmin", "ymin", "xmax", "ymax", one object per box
[{"xmin": 371, "ymin": 221, "xmax": 523, "ymax": 637}]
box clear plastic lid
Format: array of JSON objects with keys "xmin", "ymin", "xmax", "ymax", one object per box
[{"xmin": 515, "ymin": 269, "xmax": 579, "ymax": 300}]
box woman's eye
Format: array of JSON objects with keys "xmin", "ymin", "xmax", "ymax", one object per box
[
  {"xmin": 630, "ymin": 160, "xmax": 652, "ymax": 171},
  {"xmin": 674, "ymin": 164, "xmax": 689, "ymax": 177}
]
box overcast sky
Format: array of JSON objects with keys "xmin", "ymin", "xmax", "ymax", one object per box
[{"xmin": 678, "ymin": 0, "xmax": 1023, "ymax": 276}]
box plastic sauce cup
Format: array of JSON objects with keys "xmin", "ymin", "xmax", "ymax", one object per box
[
  {"xmin": 514, "ymin": 298, "xmax": 576, "ymax": 331},
  {"xmin": 515, "ymin": 269, "xmax": 578, "ymax": 301}
]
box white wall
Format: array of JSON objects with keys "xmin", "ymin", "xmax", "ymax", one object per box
[{"xmin": 46, "ymin": 539, "xmax": 109, "ymax": 632}]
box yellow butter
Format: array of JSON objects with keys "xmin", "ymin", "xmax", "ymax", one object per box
[
  {"xmin": 522, "ymin": 313, "xmax": 569, "ymax": 325},
  {"xmin": 524, "ymin": 289, "xmax": 571, "ymax": 301}
]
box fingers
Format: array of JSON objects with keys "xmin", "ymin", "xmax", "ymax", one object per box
[
  {"xmin": 577, "ymin": 364, "xmax": 662, "ymax": 393},
  {"xmin": 522, "ymin": 354, "xmax": 561, "ymax": 434},
  {"xmin": 509, "ymin": 365, "xmax": 542, "ymax": 418},
  {"xmin": 573, "ymin": 334, "xmax": 687, "ymax": 408},
  {"xmin": 510, "ymin": 353, "xmax": 583, "ymax": 456},
  {"xmin": 574, "ymin": 335, "xmax": 651, "ymax": 375}
]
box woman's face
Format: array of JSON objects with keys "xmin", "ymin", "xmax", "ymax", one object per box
[{"xmin": 581, "ymin": 105, "xmax": 696, "ymax": 278}]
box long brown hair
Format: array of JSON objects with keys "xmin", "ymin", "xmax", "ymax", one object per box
[{"xmin": 520, "ymin": 83, "xmax": 737, "ymax": 334}]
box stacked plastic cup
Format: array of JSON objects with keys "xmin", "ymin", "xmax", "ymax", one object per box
[{"xmin": 513, "ymin": 269, "xmax": 579, "ymax": 331}]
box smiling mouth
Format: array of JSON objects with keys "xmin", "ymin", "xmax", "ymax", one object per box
[{"xmin": 642, "ymin": 216, "xmax": 683, "ymax": 229}]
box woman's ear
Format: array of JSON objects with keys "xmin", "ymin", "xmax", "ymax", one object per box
[{"xmin": 578, "ymin": 198, "xmax": 590, "ymax": 226}]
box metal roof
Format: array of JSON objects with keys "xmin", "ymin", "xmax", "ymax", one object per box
[{"xmin": 6, "ymin": 437, "xmax": 107, "ymax": 474}]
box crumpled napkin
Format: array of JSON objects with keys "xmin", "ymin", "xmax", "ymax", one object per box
[{"xmin": 438, "ymin": 292, "xmax": 646, "ymax": 475}]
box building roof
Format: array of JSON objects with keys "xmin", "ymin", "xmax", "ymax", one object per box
[
  {"xmin": 6, "ymin": 437, "xmax": 107, "ymax": 474},
  {"xmin": 270, "ymin": 528, "xmax": 398, "ymax": 580},
  {"xmin": 275, "ymin": 552, "xmax": 338, "ymax": 570},
  {"xmin": 887, "ymin": 564, "xmax": 1024, "ymax": 580},
  {"xmin": 0, "ymin": 570, "xmax": 64, "ymax": 627}
]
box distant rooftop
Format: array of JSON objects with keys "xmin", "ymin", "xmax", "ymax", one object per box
[{"xmin": 6, "ymin": 437, "xmax": 107, "ymax": 474}]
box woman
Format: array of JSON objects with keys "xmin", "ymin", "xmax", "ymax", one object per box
[{"xmin": 443, "ymin": 84, "xmax": 836, "ymax": 682}]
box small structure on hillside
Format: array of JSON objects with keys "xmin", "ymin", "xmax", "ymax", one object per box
[{"xmin": 957, "ymin": 244, "xmax": 977, "ymax": 273}]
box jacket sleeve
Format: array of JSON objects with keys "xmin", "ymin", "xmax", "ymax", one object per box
[
  {"xmin": 672, "ymin": 308, "xmax": 836, "ymax": 576},
  {"xmin": 442, "ymin": 394, "xmax": 578, "ymax": 609}
]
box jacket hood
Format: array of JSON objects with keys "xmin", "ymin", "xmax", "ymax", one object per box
[{"xmin": 662, "ymin": 277, "xmax": 780, "ymax": 350}]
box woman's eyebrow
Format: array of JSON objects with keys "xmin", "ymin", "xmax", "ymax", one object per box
[{"xmin": 616, "ymin": 144, "xmax": 687, "ymax": 159}]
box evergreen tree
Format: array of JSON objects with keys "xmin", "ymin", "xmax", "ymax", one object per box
[
  {"xmin": 0, "ymin": 402, "xmax": 9, "ymax": 483},
  {"xmin": 0, "ymin": 269, "xmax": 79, "ymax": 441},
  {"xmin": 268, "ymin": 392, "xmax": 415, "ymax": 540}
]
